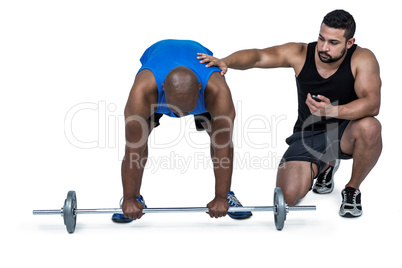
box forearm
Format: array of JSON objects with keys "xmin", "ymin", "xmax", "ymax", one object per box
[
  {"xmin": 211, "ymin": 144, "xmax": 233, "ymax": 199},
  {"xmin": 223, "ymin": 49, "xmax": 261, "ymax": 70},
  {"xmin": 332, "ymin": 97, "xmax": 380, "ymax": 120},
  {"xmin": 121, "ymin": 146, "xmax": 147, "ymax": 200}
]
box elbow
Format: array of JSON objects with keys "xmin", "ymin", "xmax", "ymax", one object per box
[
  {"xmin": 362, "ymin": 106, "xmax": 379, "ymax": 118},
  {"xmin": 229, "ymin": 109, "xmax": 236, "ymax": 123},
  {"xmin": 366, "ymin": 96, "xmax": 381, "ymax": 117},
  {"xmin": 371, "ymin": 101, "xmax": 381, "ymax": 116},
  {"xmin": 372, "ymin": 107, "xmax": 380, "ymax": 117}
]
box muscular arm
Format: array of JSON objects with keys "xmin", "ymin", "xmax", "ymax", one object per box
[
  {"xmin": 204, "ymin": 73, "xmax": 236, "ymax": 215},
  {"xmin": 309, "ymin": 48, "xmax": 382, "ymax": 120},
  {"xmin": 121, "ymin": 70, "xmax": 158, "ymax": 219},
  {"xmin": 198, "ymin": 43, "xmax": 306, "ymax": 75},
  {"xmin": 336, "ymin": 48, "xmax": 381, "ymax": 119}
]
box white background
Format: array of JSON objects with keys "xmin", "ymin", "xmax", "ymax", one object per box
[{"xmin": 1, "ymin": 0, "xmax": 400, "ymax": 267}]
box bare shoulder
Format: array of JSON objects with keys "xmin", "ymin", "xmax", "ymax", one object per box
[
  {"xmin": 352, "ymin": 46, "xmax": 380, "ymax": 75},
  {"xmin": 126, "ymin": 69, "xmax": 158, "ymax": 117},
  {"xmin": 205, "ymin": 72, "xmax": 229, "ymax": 95},
  {"xmin": 258, "ymin": 42, "xmax": 307, "ymax": 72},
  {"xmin": 352, "ymin": 46, "xmax": 381, "ymax": 100},
  {"xmin": 353, "ymin": 47, "xmax": 379, "ymax": 63},
  {"xmin": 260, "ymin": 42, "xmax": 306, "ymax": 54},
  {"xmin": 273, "ymin": 42, "xmax": 307, "ymax": 58},
  {"xmin": 285, "ymin": 42, "xmax": 308, "ymax": 70},
  {"xmin": 281, "ymin": 42, "xmax": 308, "ymax": 74},
  {"xmin": 282, "ymin": 42, "xmax": 307, "ymax": 54},
  {"xmin": 204, "ymin": 72, "xmax": 234, "ymax": 117},
  {"xmin": 132, "ymin": 69, "xmax": 158, "ymax": 96}
]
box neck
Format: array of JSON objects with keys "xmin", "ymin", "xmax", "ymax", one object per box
[{"xmin": 314, "ymin": 48, "xmax": 349, "ymax": 79}]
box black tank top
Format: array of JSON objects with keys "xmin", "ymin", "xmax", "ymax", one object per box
[{"xmin": 293, "ymin": 42, "xmax": 358, "ymax": 132}]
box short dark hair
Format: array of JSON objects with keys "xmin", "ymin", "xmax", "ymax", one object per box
[{"xmin": 323, "ymin": 10, "xmax": 356, "ymax": 40}]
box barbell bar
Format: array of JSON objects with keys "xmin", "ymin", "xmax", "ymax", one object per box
[{"xmin": 33, "ymin": 187, "xmax": 316, "ymax": 233}]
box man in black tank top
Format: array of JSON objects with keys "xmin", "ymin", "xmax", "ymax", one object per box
[{"xmin": 198, "ymin": 10, "xmax": 382, "ymax": 218}]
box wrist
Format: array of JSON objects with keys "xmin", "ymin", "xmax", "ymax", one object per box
[
  {"xmin": 214, "ymin": 194, "xmax": 228, "ymax": 201},
  {"xmin": 215, "ymin": 186, "xmax": 230, "ymax": 199},
  {"xmin": 222, "ymin": 57, "xmax": 231, "ymax": 68},
  {"xmin": 328, "ymin": 105, "xmax": 340, "ymax": 118}
]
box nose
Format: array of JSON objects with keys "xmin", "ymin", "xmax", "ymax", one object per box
[{"xmin": 321, "ymin": 42, "xmax": 330, "ymax": 52}]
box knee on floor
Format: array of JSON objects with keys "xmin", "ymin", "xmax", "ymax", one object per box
[{"xmin": 281, "ymin": 187, "xmax": 303, "ymax": 206}]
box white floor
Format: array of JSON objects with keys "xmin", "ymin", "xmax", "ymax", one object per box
[
  {"xmin": 6, "ymin": 149, "xmax": 401, "ymax": 268},
  {"xmin": 2, "ymin": 1, "xmax": 401, "ymax": 267}
]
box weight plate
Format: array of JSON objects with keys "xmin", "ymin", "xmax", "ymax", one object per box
[
  {"xmin": 273, "ymin": 187, "xmax": 286, "ymax": 230},
  {"xmin": 63, "ymin": 191, "xmax": 77, "ymax": 234}
]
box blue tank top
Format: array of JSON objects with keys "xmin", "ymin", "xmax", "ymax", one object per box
[{"xmin": 138, "ymin": 39, "xmax": 221, "ymax": 117}]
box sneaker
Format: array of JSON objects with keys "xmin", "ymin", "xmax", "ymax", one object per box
[
  {"xmin": 227, "ymin": 191, "xmax": 252, "ymax": 219},
  {"xmin": 339, "ymin": 187, "xmax": 362, "ymax": 218},
  {"xmin": 313, "ymin": 159, "xmax": 340, "ymax": 194},
  {"xmin": 112, "ymin": 195, "xmax": 147, "ymax": 223}
]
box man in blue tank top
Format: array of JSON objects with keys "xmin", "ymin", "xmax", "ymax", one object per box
[
  {"xmin": 198, "ymin": 10, "xmax": 382, "ymax": 218},
  {"xmin": 113, "ymin": 40, "xmax": 252, "ymax": 222}
]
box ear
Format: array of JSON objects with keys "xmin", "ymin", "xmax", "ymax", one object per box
[{"xmin": 346, "ymin": 38, "xmax": 355, "ymax": 49}]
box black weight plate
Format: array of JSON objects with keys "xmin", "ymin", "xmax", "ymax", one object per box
[{"xmin": 63, "ymin": 191, "xmax": 77, "ymax": 233}]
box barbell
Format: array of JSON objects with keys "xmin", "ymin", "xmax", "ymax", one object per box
[{"xmin": 33, "ymin": 187, "xmax": 316, "ymax": 234}]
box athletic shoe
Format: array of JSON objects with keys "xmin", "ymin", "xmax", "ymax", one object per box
[
  {"xmin": 227, "ymin": 191, "xmax": 252, "ymax": 219},
  {"xmin": 339, "ymin": 187, "xmax": 362, "ymax": 218},
  {"xmin": 111, "ymin": 196, "xmax": 147, "ymax": 223},
  {"xmin": 313, "ymin": 159, "xmax": 340, "ymax": 194}
]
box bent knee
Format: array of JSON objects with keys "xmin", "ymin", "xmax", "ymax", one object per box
[
  {"xmin": 281, "ymin": 187, "xmax": 304, "ymax": 206},
  {"xmin": 354, "ymin": 117, "xmax": 382, "ymax": 144}
]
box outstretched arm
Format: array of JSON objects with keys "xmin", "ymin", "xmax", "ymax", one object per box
[
  {"xmin": 121, "ymin": 70, "xmax": 158, "ymax": 220},
  {"xmin": 204, "ymin": 73, "xmax": 236, "ymax": 218},
  {"xmin": 197, "ymin": 43, "xmax": 306, "ymax": 75}
]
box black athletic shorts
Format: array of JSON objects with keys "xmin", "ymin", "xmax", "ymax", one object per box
[
  {"xmin": 279, "ymin": 120, "xmax": 352, "ymax": 175},
  {"xmin": 149, "ymin": 112, "xmax": 211, "ymax": 131}
]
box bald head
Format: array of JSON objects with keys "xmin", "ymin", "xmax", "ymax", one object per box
[{"xmin": 163, "ymin": 66, "xmax": 201, "ymax": 116}]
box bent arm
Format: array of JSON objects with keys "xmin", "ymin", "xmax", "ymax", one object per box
[{"xmin": 336, "ymin": 49, "xmax": 381, "ymax": 120}]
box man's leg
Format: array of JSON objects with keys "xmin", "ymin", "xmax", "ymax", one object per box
[
  {"xmin": 338, "ymin": 117, "xmax": 381, "ymax": 217},
  {"xmin": 276, "ymin": 161, "xmax": 319, "ymax": 206},
  {"xmin": 312, "ymin": 159, "xmax": 340, "ymax": 194},
  {"xmin": 340, "ymin": 117, "xmax": 382, "ymax": 189}
]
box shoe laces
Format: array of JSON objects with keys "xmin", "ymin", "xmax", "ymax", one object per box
[
  {"xmin": 227, "ymin": 192, "xmax": 243, "ymax": 207},
  {"xmin": 316, "ymin": 166, "xmax": 332, "ymax": 184},
  {"xmin": 343, "ymin": 188, "xmax": 357, "ymax": 204}
]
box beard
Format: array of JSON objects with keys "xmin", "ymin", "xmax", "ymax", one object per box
[{"xmin": 318, "ymin": 47, "xmax": 347, "ymax": 63}]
